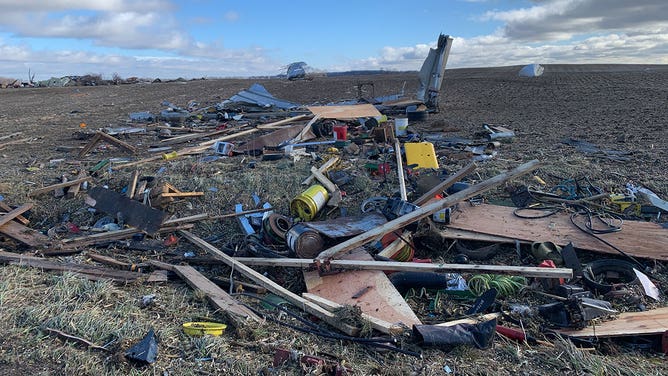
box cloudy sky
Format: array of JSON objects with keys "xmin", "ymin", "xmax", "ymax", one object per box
[{"xmin": 0, "ymin": 0, "xmax": 666, "ymax": 80}]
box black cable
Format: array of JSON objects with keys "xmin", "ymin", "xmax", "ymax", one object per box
[
  {"xmin": 568, "ymin": 205, "xmax": 646, "ymax": 270},
  {"xmin": 234, "ymin": 292, "xmax": 422, "ymax": 358},
  {"xmin": 513, "ymin": 206, "xmax": 560, "ymax": 219}
]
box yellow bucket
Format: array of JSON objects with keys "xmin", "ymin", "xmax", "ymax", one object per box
[
  {"xmin": 182, "ymin": 322, "xmax": 227, "ymax": 336},
  {"xmin": 291, "ymin": 185, "xmax": 329, "ymax": 221}
]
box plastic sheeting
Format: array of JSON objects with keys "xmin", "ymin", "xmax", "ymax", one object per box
[{"xmin": 518, "ymin": 64, "xmax": 544, "ymax": 77}]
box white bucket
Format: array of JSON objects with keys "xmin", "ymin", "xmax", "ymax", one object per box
[{"xmin": 395, "ymin": 118, "xmax": 408, "ymax": 136}]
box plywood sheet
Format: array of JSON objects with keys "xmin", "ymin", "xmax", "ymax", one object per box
[
  {"xmin": 559, "ymin": 307, "xmax": 668, "ymax": 338},
  {"xmin": 303, "ymin": 248, "xmax": 421, "ymax": 327},
  {"xmin": 447, "ymin": 204, "xmax": 668, "ymax": 260},
  {"xmin": 307, "ymin": 104, "xmax": 381, "ymax": 119}
]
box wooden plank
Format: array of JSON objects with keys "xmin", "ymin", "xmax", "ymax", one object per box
[
  {"xmin": 316, "ymin": 160, "xmax": 542, "ymax": 261},
  {"xmin": 29, "ymin": 176, "xmax": 91, "ymax": 197},
  {"xmin": 256, "ymin": 114, "xmax": 310, "ymax": 129},
  {"xmin": 290, "ymin": 114, "xmax": 321, "ymax": 144},
  {"xmin": 152, "ymin": 262, "xmax": 260, "ymax": 322},
  {"xmin": 96, "ymin": 131, "xmax": 137, "ymax": 154},
  {"xmin": 0, "ymin": 250, "xmax": 142, "ymax": 282},
  {"xmin": 0, "ymin": 203, "xmax": 33, "ymax": 228},
  {"xmin": 302, "ymin": 157, "xmax": 339, "ymax": 185},
  {"xmin": 302, "ymin": 293, "xmax": 404, "ymax": 335},
  {"xmin": 395, "ymin": 139, "xmax": 408, "ymax": 201},
  {"xmin": 0, "ymin": 220, "xmax": 50, "ymax": 247},
  {"xmin": 413, "ymin": 162, "xmax": 477, "ymax": 205},
  {"xmin": 56, "ymin": 224, "xmax": 193, "ymax": 250},
  {"xmin": 0, "ymin": 137, "xmax": 32, "ymax": 150},
  {"xmin": 436, "ymin": 227, "xmax": 522, "ymax": 244},
  {"xmin": 66, "ymin": 172, "xmax": 88, "ymax": 198},
  {"xmin": 447, "ymin": 203, "xmax": 668, "ymax": 261},
  {"xmin": 177, "ymin": 230, "xmax": 360, "ymax": 336},
  {"xmin": 77, "ymin": 133, "xmax": 102, "ymax": 158},
  {"xmin": 238, "ymin": 256, "xmax": 572, "ymax": 278},
  {"xmin": 309, "ymin": 166, "xmax": 337, "ymax": 193},
  {"xmin": 303, "ymin": 249, "xmax": 422, "ymax": 328},
  {"xmin": 87, "ymin": 187, "xmax": 168, "ymax": 234},
  {"xmin": 127, "ymin": 170, "xmax": 140, "ymax": 198},
  {"xmin": 0, "ymin": 202, "xmax": 29, "ymax": 225},
  {"xmin": 159, "ymin": 192, "xmax": 204, "ymax": 198},
  {"xmin": 435, "ymin": 313, "xmax": 502, "ymax": 327},
  {"xmin": 306, "ymin": 104, "xmax": 381, "ymax": 119},
  {"xmin": 559, "ymin": 307, "xmax": 668, "ymax": 338},
  {"xmin": 158, "ymin": 128, "xmax": 229, "ymax": 146}
]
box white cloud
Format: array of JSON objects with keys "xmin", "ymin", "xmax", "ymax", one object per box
[
  {"xmin": 0, "ymin": 0, "xmax": 169, "ymax": 12},
  {"xmin": 483, "ymin": 0, "xmax": 668, "ymax": 41},
  {"xmin": 223, "ymin": 11, "xmax": 239, "ymax": 22}
]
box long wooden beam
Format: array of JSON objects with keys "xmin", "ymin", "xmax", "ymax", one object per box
[
  {"xmin": 148, "ymin": 260, "xmax": 261, "ymax": 322},
  {"xmin": 316, "ymin": 160, "xmax": 542, "ymax": 261},
  {"xmin": 178, "ymin": 230, "xmax": 360, "ymax": 336},
  {"xmin": 256, "ymin": 114, "xmax": 311, "ymax": 129},
  {"xmin": 29, "ymin": 176, "xmax": 92, "ymax": 197},
  {"xmin": 233, "ymin": 257, "xmax": 572, "ymax": 279}
]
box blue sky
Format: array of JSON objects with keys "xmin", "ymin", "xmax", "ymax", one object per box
[{"xmin": 0, "ymin": 0, "xmax": 667, "ymax": 79}]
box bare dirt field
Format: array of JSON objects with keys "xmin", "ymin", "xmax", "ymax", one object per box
[{"xmin": 0, "ymin": 64, "xmax": 667, "ymax": 375}]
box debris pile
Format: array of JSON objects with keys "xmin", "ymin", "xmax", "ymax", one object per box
[{"xmin": 0, "ymin": 36, "xmax": 666, "ymax": 374}]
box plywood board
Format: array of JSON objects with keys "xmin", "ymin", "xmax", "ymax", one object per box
[
  {"xmin": 559, "ymin": 307, "xmax": 668, "ymax": 338},
  {"xmin": 447, "ymin": 204, "xmax": 668, "ymax": 261},
  {"xmin": 303, "ymin": 248, "xmax": 421, "ymax": 328},
  {"xmin": 307, "ymin": 104, "xmax": 381, "ymax": 119}
]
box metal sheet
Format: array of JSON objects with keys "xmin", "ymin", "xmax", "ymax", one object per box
[
  {"xmin": 224, "ymin": 83, "xmax": 299, "ymax": 110},
  {"xmin": 416, "ymin": 34, "xmax": 453, "ymax": 108}
]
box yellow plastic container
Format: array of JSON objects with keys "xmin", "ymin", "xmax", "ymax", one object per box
[
  {"xmin": 404, "ymin": 142, "xmax": 439, "ymax": 169},
  {"xmin": 291, "ymin": 184, "xmax": 329, "ymax": 221},
  {"xmin": 162, "ymin": 151, "xmax": 178, "ymax": 160},
  {"xmin": 182, "ymin": 322, "xmax": 227, "ymax": 337}
]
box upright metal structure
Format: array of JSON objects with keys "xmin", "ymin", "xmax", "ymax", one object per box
[{"xmin": 416, "ymin": 34, "xmax": 453, "ymax": 110}]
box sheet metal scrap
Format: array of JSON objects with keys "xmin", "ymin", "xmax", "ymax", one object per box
[
  {"xmin": 416, "ymin": 33, "xmax": 453, "ymax": 109},
  {"xmin": 221, "ymin": 83, "xmax": 300, "ymax": 110}
]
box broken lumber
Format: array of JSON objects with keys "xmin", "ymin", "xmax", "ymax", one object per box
[
  {"xmin": 234, "ymin": 257, "xmax": 572, "ymax": 279},
  {"xmin": 78, "ymin": 131, "xmax": 137, "ymax": 158},
  {"xmin": 0, "ymin": 203, "xmax": 33, "ymax": 228},
  {"xmin": 316, "ymin": 160, "xmax": 542, "ymax": 261},
  {"xmin": 448, "ymin": 203, "xmax": 668, "ymax": 261},
  {"xmin": 559, "ymin": 307, "xmax": 668, "ymax": 338},
  {"xmin": 127, "ymin": 170, "xmax": 140, "ymax": 198},
  {"xmin": 148, "ymin": 260, "xmax": 260, "ymax": 322},
  {"xmin": 395, "ymin": 139, "xmax": 408, "ymax": 201},
  {"xmin": 54, "ymin": 224, "xmax": 194, "ymax": 252},
  {"xmin": 29, "ymin": 176, "xmax": 91, "ymax": 197},
  {"xmin": 44, "ymin": 328, "xmax": 109, "ymax": 352},
  {"xmin": 0, "ymin": 250, "xmax": 142, "ymax": 283},
  {"xmin": 158, "ymin": 128, "xmax": 229, "ymax": 146},
  {"xmin": 302, "ymin": 293, "xmax": 404, "ymax": 335},
  {"xmin": 0, "ymin": 220, "xmax": 50, "ymax": 247},
  {"xmin": 66, "ymin": 172, "xmax": 88, "ymax": 198},
  {"xmin": 302, "ymin": 157, "xmax": 339, "ymax": 186},
  {"xmin": 256, "ymin": 114, "xmax": 310, "ymax": 129},
  {"xmin": 177, "ymin": 230, "xmax": 360, "ymax": 336},
  {"xmin": 0, "ymin": 202, "xmax": 29, "ymax": 225}
]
